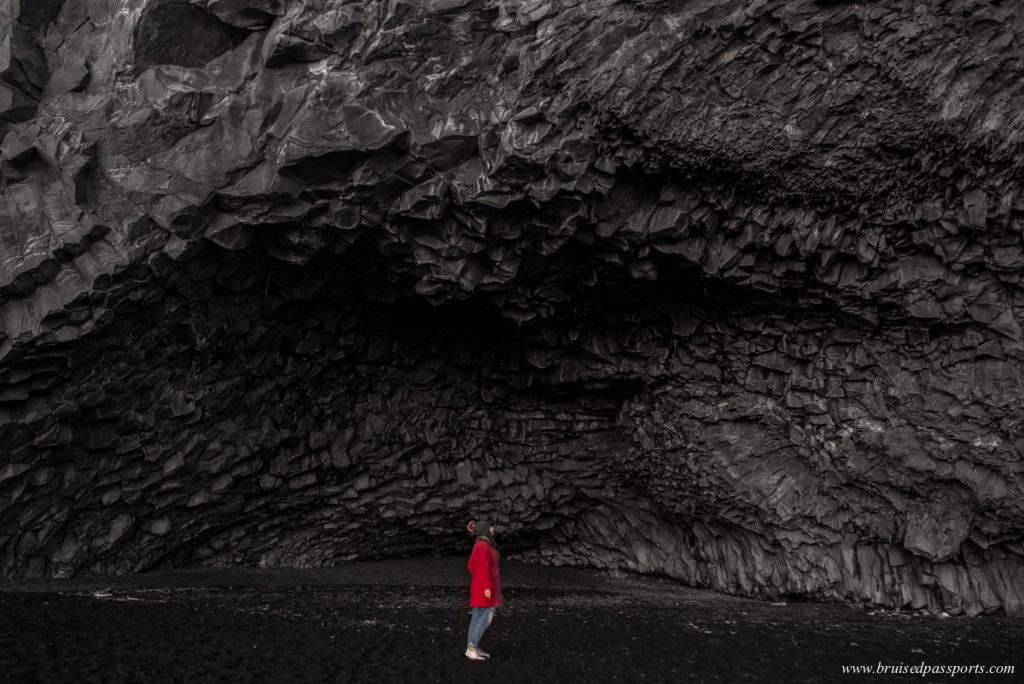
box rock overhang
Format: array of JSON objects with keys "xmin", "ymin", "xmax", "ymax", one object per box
[{"xmin": 0, "ymin": 0, "xmax": 1022, "ymax": 616}]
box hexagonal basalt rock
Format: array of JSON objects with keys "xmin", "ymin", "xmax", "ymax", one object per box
[{"xmin": 0, "ymin": 0, "xmax": 1023, "ymax": 616}]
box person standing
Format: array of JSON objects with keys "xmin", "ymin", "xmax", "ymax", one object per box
[{"xmin": 465, "ymin": 520, "xmax": 502, "ymax": 660}]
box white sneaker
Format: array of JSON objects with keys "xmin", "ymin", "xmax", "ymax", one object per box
[
  {"xmin": 465, "ymin": 645, "xmax": 485, "ymax": 660},
  {"xmin": 476, "ymin": 648, "xmax": 491, "ymax": 659}
]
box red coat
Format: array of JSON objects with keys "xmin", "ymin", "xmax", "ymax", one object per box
[{"xmin": 467, "ymin": 538, "xmax": 502, "ymax": 607}]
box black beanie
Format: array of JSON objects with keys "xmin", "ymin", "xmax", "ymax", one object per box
[{"xmin": 468, "ymin": 520, "xmax": 493, "ymax": 538}]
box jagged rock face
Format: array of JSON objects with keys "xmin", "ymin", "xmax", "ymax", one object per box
[{"xmin": 1, "ymin": 0, "xmax": 1023, "ymax": 616}]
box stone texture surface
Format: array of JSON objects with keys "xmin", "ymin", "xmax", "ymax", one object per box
[{"xmin": 1, "ymin": 0, "xmax": 1023, "ymax": 616}]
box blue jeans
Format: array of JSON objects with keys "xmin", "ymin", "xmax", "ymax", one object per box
[{"xmin": 467, "ymin": 607, "xmax": 494, "ymax": 647}]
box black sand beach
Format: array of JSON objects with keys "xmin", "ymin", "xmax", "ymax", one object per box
[{"xmin": 0, "ymin": 558, "xmax": 1020, "ymax": 684}]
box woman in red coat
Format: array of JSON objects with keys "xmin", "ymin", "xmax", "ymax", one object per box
[{"xmin": 465, "ymin": 520, "xmax": 502, "ymax": 660}]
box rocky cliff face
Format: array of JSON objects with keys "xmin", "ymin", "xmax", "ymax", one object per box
[{"xmin": 1, "ymin": 0, "xmax": 1023, "ymax": 616}]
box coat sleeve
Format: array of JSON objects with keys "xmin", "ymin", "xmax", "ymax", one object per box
[{"xmin": 468, "ymin": 542, "xmax": 492, "ymax": 590}]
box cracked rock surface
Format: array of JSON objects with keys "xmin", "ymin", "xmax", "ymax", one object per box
[{"xmin": 1, "ymin": 0, "xmax": 1023, "ymax": 616}]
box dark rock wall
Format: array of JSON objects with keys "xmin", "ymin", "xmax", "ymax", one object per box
[{"xmin": 1, "ymin": 0, "xmax": 1023, "ymax": 615}]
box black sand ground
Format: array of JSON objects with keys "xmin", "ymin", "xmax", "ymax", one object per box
[{"xmin": 0, "ymin": 558, "xmax": 1020, "ymax": 684}]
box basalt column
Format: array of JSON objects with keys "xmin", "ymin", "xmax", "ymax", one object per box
[{"xmin": 0, "ymin": 0, "xmax": 1023, "ymax": 616}]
